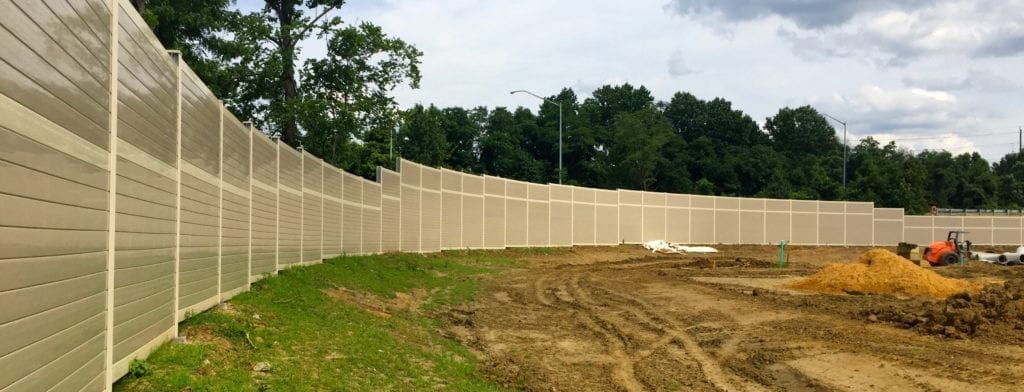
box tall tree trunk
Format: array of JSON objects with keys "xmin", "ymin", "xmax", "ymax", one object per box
[{"xmin": 277, "ymin": 1, "xmax": 301, "ymax": 146}]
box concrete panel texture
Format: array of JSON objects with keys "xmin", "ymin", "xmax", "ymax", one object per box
[{"xmin": 7, "ymin": 2, "xmax": 1023, "ymax": 389}]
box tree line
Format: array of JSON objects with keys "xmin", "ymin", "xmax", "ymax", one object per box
[{"xmin": 135, "ymin": 1, "xmax": 1024, "ymax": 215}]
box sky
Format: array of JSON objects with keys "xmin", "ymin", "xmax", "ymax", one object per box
[{"xmin": 236, "ymin": 0, "xmax": 1024, "ymax": 163}]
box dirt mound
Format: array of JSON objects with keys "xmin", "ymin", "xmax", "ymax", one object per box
[
  {"xmin": 866, "ymin": 279, "xmax": 1024, "ymax": 338},
  {"xmin": 786, "ymin": 249, "xmax": 980, "ymax": 298}
]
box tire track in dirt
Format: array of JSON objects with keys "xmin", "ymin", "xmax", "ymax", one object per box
[
  {"xmin": 565, "ymin": 274, "xmax": 650, "ymax": 392},
  {"xmin": 581, "ymin": 277, "xmax": 768, "ymax": 392}
]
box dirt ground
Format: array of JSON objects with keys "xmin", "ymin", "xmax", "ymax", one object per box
[{"xmin": 445, "ymin": 245, "xmax": 1024, "ymax": 391}]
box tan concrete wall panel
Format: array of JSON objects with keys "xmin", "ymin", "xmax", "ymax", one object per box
[
  {"xmin": 116, "ymin": 11, "xmax": 176, "ymax": 165},
  {"xmin": 642, "ymin": 192, "xmax": 666, "ymax": 242},
  {"xmin": 343, "ymin": 172, "xmax": 364, "ymax": 254},
  {"xmin": 379, "ymin": 168, "xmax": 401, "ymax": 252},
  {"xmin": 420, "ymin": 167, "xmax": 442, "ymax": 252},
  {"xmin": 441, "ymin": 190, "xmax": 462, "ymax": 249},
  {"xmin": 507, "ymin": 180, "xmax": 528, "ymax": 199},
  {"xmin": 666, "ymin": 208, "xmax": 688, "ymax": 243},
  {"xmin": 220, "ymin": 190, "xmax": 249, "ymax": 295},
  {"xmin": 819, "ymin": 201, "xmax": 844, "ymax": 213},
  {"xmin": 441, "ymin": 168, "xmax": 462, "ymax": 192},
  {"xmin": 550, "ymin": 201, "xmax": 573, "ymax": 246},
  {"xmin": 819, "ymin": 214, "xmax": 844, "ymax": 245},
  {"xmin": 596, "ymin": 205, "xmax": 618, "ymax": 245},
  {"xmin": 178, "ymin": 169, "xmax": 219, "ymax": 311},
  {"xmin": 277, "ymin": 190, "xmax": 302, "ymax": 266},
  {"xmin": 573, "ymin": 202, "xmax": 596, "ymax": 245},
  {"xmin": 691, "ymin": 195, "xmax": 715, "ymax": 209},
  {"xmin": 221, "ymin": 115, "xmax": 250, "ymax": 189},
  {"xmin": 550, "ymin": 184, "xmax": 573, "ymax": 202},
  {"xmin": 964, "ymin": 229, "xmax": 993, "ymax": 246},
  {"xmin": 0, "ymin": 0, "xmax": 111, "ymax": 150},
  {"xmin": 666, "ymin": 194, "xmax": 688, "ymax": 208},
  {"xmin": 874, "ymin": 208, "xmax": 904, "ymax": 220},
  {"xmin": 791, "ymin": 213, "xmax": 817, "ymax": 245},
  {"xmin": 179, "ymin": 68, "xmax": 219, "ymax": 175},
  {"xmin": 714, "ymin": 210, "xmax": 739, "ymax": 244},
  {"xmin": 846, "ymin": 202, "xmax": 873, "ymax": 214},
  {"xmin": 765, "ymin": 199, "xmax": 790, "ymax": 212},
  {"xmin": 993, "ymin": 217, "xmax": 1021, "ymax": 229},
  {"xmin": 462, "ymin": 194, "xmax": 484, "ymax": 249},
  {"xmin": 964, "ymin": 217, "xmax": 992, "ymax": 229},
  {"xmin": 528, "ymin": 201, "xmax": 550, "ymax": 247},
  {"xmin": 873, "ymin": 220, "xmax": 903, "ymax": 246},
  {"xmin": 765, "ymin": 212, "xmax": 789, "ymax": 244},
  {"xmin": 904, "ymin": 216, "xmax": 932, "ymax": 227},
  {"xmin": 322, "ymin": 166, "xmax": 342, "ymax": 258},
  {"xmin": 619, "ymin": 189, "xmax": 642, "ymax": 205},
  {"xmin": 252, "ymin": 135, "xmax": 277, "ymax": 185},
  {"xmin": 792, "ymin": 200, "xmax": 817, "ymax": 213},
  {"xmin": 421, "ymin": 188, "xmax": 441, "ymax": 253},
  {"xmin": 846, "ymin": 215, "xmax": 873, "ymax": 245},
  {"xmin": 111, "ymin": 11, "xmax": 179, "ymax": 365},
  {"xmin": 485, "ymin": 194, "xmax": 506, "ymax": 249},
  {"xmin": 400, "ymin": 161, "xmax": 420, "ymax": 252},
  {"xmin": 507, "ymin": 199, "xmax": 529, "ymax": 246},
  {"xmin": 0, "ymin": 12, "xmax": 111, "ymax": 380},
  {"xmin": 739, "ymin": 211, "xmax": 765, "ymax": 244},
  {"xmin": 994, "ymin": 229, "xmax": 1021, "ymax": 245},
  {"xmin": 302, "ymin": 153, "xmax": 322, "ymax": 263},
  {"xmin": 278, "ymin": 145, "xmax": 301, "ymax": 190},
  {"xmin": 619, "ymin": 204, "xmax": 643, "ymax": 244},
  {"xmin": 904, "ymin": 227, "xmax": 933, "ymax": 245},
  {"xmin": 690, "ymin": 209, "xmax": 714, "ymax": 244},
  {"xmin": 362, "ymin": 180, "xmax": 383, "ymax": 254},
  {"xmin": 250, "ymin": 186, "xmax": 277, "ymax": 276},
  {"xmin": 716, "ymin": 197, "xmax": 740, "ymax": 211},
  {"xmin": 739, "ymin": 198, "xmax": 764, "ymax": 211}
]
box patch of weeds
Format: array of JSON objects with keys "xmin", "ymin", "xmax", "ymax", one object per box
[{"xmin": 127, "ymin": 359, "xmax": 149, "ymax": 378}]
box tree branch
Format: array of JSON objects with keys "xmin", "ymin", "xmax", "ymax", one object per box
[{"xmin": 295, "ymin": 6, "xmax": 338, "ymax": 40}]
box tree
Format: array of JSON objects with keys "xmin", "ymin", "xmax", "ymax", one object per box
[
  {"xmin": 478, "ymin": 108, "xmax": 545, "ymax": 182},
  {"xmin": 608, "ymin": 108, "xmax": 673, "ymax": 190},
  {"xmin": 765, "ymin": 106, "xmax": 838, "ymax": 157},
  {"xmin": 398, "ymin": 105, "xmax": 448, "ymax": 167},
  {"xmin": 133, "ymin": 0, "xmax": 245, "ymax": 100},
  {"xmin": 300, "ymin": 22, "xmax": 422, "ymax": 167}
]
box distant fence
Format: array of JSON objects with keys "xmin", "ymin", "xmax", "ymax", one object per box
[{"xmin": 3, "ymin": 1, "xmax": 1024, "ymax": 391}]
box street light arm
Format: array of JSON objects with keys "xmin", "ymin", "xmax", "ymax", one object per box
[
  {"xmin": 820, "ymin": 112, "xmax": 846, "ymax": 127},
  {"xmin": 511, "ymin": 89, "xmax": 561, "ymax": 108}
]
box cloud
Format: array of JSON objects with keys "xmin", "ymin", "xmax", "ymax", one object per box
[
  {"xmin": 670, "ymin": 0, "xmax": 1024, "ymax": 65},
  {"xmin": 664, "ymin": 0, "xmax": 920, "ymax": 29},
  {"xmin": 902, "ymin": 69, "xmax": 1021, "ymax": 92},
  {"xmin": 811, "ymin": 85, "xmax": 963, "ymax": 133},
  {"xmin": 667, "ymin": 49, "xmax": 695, "ymax": 77}
]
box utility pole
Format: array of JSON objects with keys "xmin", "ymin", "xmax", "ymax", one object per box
[{"xmin": 1018, "ymin": 126, "xmax": 1021, "ymax": 153}]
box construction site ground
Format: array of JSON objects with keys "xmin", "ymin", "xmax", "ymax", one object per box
[{"xmin": 446, "ymin": 245, "xmax": 1024, "ymax": 391}]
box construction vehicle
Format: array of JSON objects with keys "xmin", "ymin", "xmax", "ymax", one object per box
[{"xmin": 921, "ymin": 231, "xmax": 972, "ymax": 266}]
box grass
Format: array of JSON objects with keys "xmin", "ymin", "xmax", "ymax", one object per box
[{"xmin": 114, "ymin": 251, "xmax": 526, "ymax": 392}]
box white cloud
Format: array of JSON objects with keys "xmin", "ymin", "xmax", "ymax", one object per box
[{"xmin": 667, "ymin": 49, "xmax": 695, "ymax": 77}]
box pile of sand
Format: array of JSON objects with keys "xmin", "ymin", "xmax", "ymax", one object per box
[{"xmin": 786, "ymin": 249, "xmax": 981, "ymax": 298}]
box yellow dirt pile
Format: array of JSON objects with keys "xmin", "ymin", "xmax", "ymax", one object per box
[{"xmin": 787, "ymin": 249, "xmax": 981, "ymax": 298}]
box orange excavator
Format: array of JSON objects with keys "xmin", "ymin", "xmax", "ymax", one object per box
[{"xmin": 922, "ymin": 231, "xmax": 972, "ymax": 266}]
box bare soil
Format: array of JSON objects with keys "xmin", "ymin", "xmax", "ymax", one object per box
[{"xmin": 446, "ymin": 245, "xmax": 1024, "ymax": 391}]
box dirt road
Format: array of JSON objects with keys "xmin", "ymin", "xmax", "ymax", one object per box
[{"xmin": 446, "ymin": 246, "xmax": 1024, "ymax": 391}]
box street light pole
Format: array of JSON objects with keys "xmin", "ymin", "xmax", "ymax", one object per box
[
  {"xmin": 511, "ymin": 90, "xmax": 563, "ymax": 184},
  {"xmin": 822, "ymin": 112, "xmax": 847, "ymax": 189}
]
